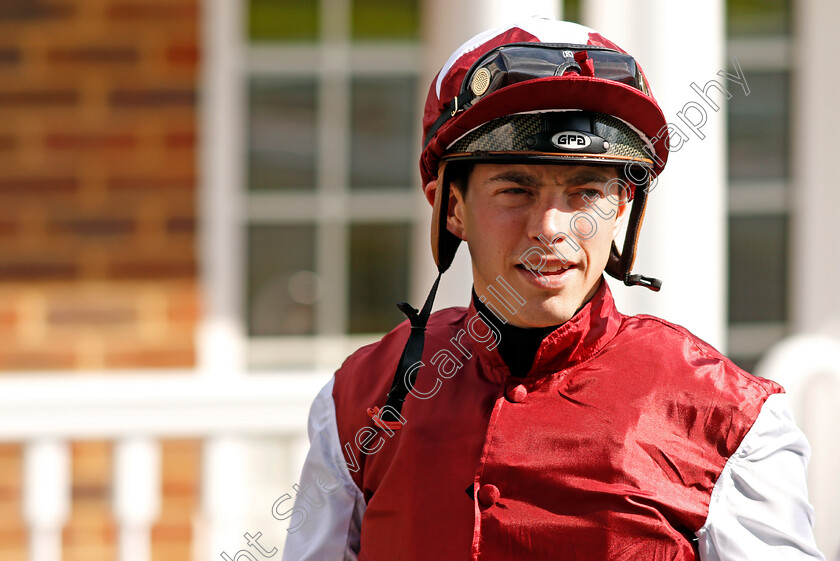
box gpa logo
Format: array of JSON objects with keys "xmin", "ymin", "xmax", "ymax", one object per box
[{"xmin": 551, "ymin": 131, "xmax": 592, "ymax": 151}]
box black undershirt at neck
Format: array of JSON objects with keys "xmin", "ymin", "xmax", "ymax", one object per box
[{"xmin": 472, "ymin": 289, "xmax": 560, "ymax": 377}]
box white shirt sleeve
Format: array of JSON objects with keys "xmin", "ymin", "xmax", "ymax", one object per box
[
  {"xmin": 696, "ymin": 392, "xmax": 824, "ymax": 561},
  {"xmin": 281, "ymin": 377, "xmax": 366, "ymax": 561}
]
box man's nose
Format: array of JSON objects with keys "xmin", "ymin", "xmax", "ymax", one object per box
[{"xmin": 527, "ymin": 203, "xmax": 575, "ymax": 248}]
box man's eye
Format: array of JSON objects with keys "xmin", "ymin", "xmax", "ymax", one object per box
[
  {"xmin": 579, "ymin": 188, "xmax": 602, "ymax": 199},
  {"xmin": 501, "ymin": 187, "xmax": 529, "ymax": 195}
]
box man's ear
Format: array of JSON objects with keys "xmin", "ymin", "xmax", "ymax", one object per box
[
  {"xmin": 425, "ymin": 176, "xmax": 466, "ymax": 241},
  {"xmin": 447, "ymin": 184, "xmax": 466, "ymax": 241}
]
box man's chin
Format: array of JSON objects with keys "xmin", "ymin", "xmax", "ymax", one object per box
[
  {"xmin": 479, "ymin": 273, "xmax": 585, "ymax": 326},
  {"xmin": 509, "ymin": 300, "xmax": 575, "ymax": 328}
]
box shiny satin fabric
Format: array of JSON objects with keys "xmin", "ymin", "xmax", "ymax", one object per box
[{"xmin": 332, "ymin": 280, "xmax": 782, "ymax": 561}]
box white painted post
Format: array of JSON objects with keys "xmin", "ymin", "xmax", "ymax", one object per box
[
  {"xmin": 113, "ymin": 439, "xmax": 162, "ymax": 561},
  {"xmin": 790, "ymin": 0, "xmax": 840, "ymax": 335},
  {"xmin": 198, "ymin": 0, "xmax": 247, "ymax": 377},
  {"xmin": 314, "ymin": 0, "xmax": 351, "ymax": 343},
  {"xmin": 756, "ymin": 335, "xmax": 840, "ymax": 558},
  {"xmin": 269, "ymin": 433, "xmax": 313, "ymax": 554},
  {"xmin": 23, "ymin": 441, "xmax": 71, "ymax": 561},
  {"xmin": 194, "ymin": 436, "xmax": 250, "ymax": 561},
  {"xmin": 583, "ymin": 0, "xmax": 728, "ymax": 351}
]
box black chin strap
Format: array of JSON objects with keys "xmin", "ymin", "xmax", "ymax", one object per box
[
  {"xmin": 606, "ymin": 175, "xmax": 662, "ymax": 292},
  {"xmin": 376, "ymin": 272, "xmax": 442, "ymax": 424}
]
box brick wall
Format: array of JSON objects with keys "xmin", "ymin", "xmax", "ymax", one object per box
[{"xmin": 0, "ymin": 0, "xmax": 202, "ymax": 559}]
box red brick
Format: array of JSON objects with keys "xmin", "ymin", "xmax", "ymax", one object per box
[
  {"xmin": 163, "ymin": 132, "xmax": 194, "ymax": 149},
  {"xmin": 165, "ymin": 44, "xmax": 199, "ymax": 66},
  {"xmin": 153, "ymin": 436, "xmax": 199, "ymax": 561},
  {"xmin": 0, "ymin": 177, "xmax": 77, "ymax": 195},
  {"xmin": 107, "ymin": 175, "xmax": 194, "ymax": 191},
  {"xmin": 45, "ymin": 133, "xmax": 137, "ymax": 150},
  {"xmin": 0, "ymin": 521, "xmax": 22, "ymax": 549},
  {"xmin": 161, "ymin": 482, "xmax": 196, "ymax": 496},
  {"xmin": 0, "ymin": 445, "xmax": 20, "ymax": 458},
  {"xmin": 48, "ymin": 46, "xmax": 138, "ymax": 64},
  {"xmin": 63, "ymin": 522, "xmax": 117, "ymax": 555},
  {"xmin": 109, "ymin": 88, "xmax": 195, "ymax": 108},
  {"xmin": 71, "ymin": 484, "xmax": 110, "ymax": 502},
  {"xmin": 151, "ymin": 542, "xmax": 191, "ymax": 561},
  {"xmin": 0, "ymin": 1, "xmax": 74, "ymax": 22},
  {"xmin": 0, "ymin": 309, "xmax": 17, "ymax": 329},
  {"xmin": 106, "ymin": 347, "xmax": 194, "ymax": 368},
  {"xmin": 106, "ymin": 3, "xmax": 198, "ymax": 21},
  {"xmin": 151, "ymin": 524, "xmax": 191, "ymax": 541},
  {"xmin": 0, "ymin": 0, "xmax": 201, "ymax": 551},
  {"xmin": 166, "ymin": 216, "xmax": 194, "ymax": 234},
  {"xmin": 47, "ymin": 305, "xmax": 135, "ymax": 327},
  {"xmin": 0, "ymin": 262, "xmax": 78, "ymax": 281},
  {"xmin": 168, "ymin": 295, "xmax": 198, "ymax": 325},
  {"xmin": 0, "ymin": 89, "xmax": 78, "ymax": 106},
  {"xmin": 0, "ymin": 221, "xmax": 16, "ymax": 236},
  {"xmin": 71, "ymin": 441, "xmax": 111, "ymax": 481},
  {"xmin": 49, "ymin": 217, "xmax": 135, "ymax": 238},
  {"xmin": 160, "ymin": 439, "xmax": 199, "ymax": 483},
  {"xmin": 0, "ymin": 349, "xmax": 76, "ymax": 370},
  {"xmin": 0, "ymin": 48, "xmax": 21, "ymax": 65},
  {"xmin": 108, "ymin": 260, "xmax": 196, "ymax": 280}
]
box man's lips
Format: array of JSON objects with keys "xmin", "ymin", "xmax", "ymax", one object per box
[
  {"xmin": 515, "ymin": 261, "xmax": 578, "ymax": 274},
  {"xmin": 514, "ymin": 261, "xmax": 579, "ymax": 289}
]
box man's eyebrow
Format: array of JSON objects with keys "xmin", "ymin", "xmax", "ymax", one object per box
[
  {"xmin": 486, "ymin": 171, "xmax": 540, "ymax": 187},
  {"xmin": 486, "ymin": 170, "xmax": 614, "ymax": 188},
  {"xmin": 563, "ymin": 171, "xmax": 612, "ymax": 187}
]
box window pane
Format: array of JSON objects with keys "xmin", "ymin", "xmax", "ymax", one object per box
[
  {"xmin": 349, "ymin": 223, "xmax": 411, "ymax": 333},
  {"xmin": 350, "ymin": 77, "xmax": 416, "ymax": 189},
  {"xmin": 249, "ymin": 0, "xmax": 319, "ymax": 42},
  {"xmin": 248, "ymin": 225, "xmax": 318, "ymax": 336},
  {"xmin": 727, "ymin": 0, "xmax": 790, "ymax": 36},
  {"xmin": 728, "ymin": 71, "xmax": 789, "ymax": 181},
  {"xmin": 728, "ymin": 214, "xmax": 788, "ymax": 323},
  {"xmin": 730, "ymin": 356, "xmax": 759, "ymax": 374},
  {"xmin": 249, "ymin": 77, "xmax": 317, "ymax": 192},
  {"xmin": 351, "ymin": 0, "xmax": 420, "ymax": 40},
  {"xmin": 563, "ymin": 0, "xmax": 584, "ymax": 24}
]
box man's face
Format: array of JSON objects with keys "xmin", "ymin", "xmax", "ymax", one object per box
[{"xmin": 447, "ymin": 162, "xmax": 628, "ymax": 328}]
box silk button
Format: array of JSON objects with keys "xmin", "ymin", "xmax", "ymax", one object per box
[
  {"xmin": 477, "ymin": 483, "xmax": 500, "ymax": 506},
  {"xmin": 505, "ymin": 383, "xmax": 527, "ymax": 403}
]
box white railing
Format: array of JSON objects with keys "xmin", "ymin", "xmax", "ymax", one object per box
[
  {"xmin": 4, "ymin": 342, "xmax": 838, "ymax": 561},
  {"xmin": 0, "ymin": 371, "xmax": 331, "ymax": 561},
  {"xmin": 756, "ymin": 334, "xmax": 840, "ymax": 560}
]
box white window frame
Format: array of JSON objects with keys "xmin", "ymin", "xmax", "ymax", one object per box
[
  {"xmin": 238, "ymin": 0, "xmax": 424, "ymax": 370},
  {"xmin": 725, "ymin": 35, "xmax": 791, "ymax": 363}
]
